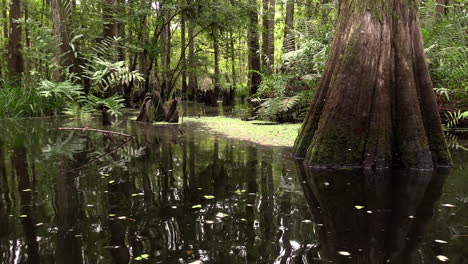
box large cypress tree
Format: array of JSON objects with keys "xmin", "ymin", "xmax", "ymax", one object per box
[{"xmin": 294, "ymin": 0, "xmax": 451, "ymax": 169}]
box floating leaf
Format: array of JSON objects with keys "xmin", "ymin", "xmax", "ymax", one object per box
[
  {"xmin": 435, "ymin": 240, "xmax": 448, "ymax": 244},
  {"xmin": 109, "ymin": 180, "xmax": 115, "ymax": 184},
  {"xmin": 436, "ymin": 255, "xmax": 449, "ymax": 262},
  {"xmin": 338, "ymin": 251, "xmax": 351, "ymax": 256},
  {"xmin": 441, "ymin": 204, "xmax": 456, "ymax": 208},
  {"xmin": 109, "ymin": 214, "xmax": 116, "ymax": 217},
  {"xmin": 20, "ymin": 215, "xmax": 28, "ymax": 218},
  {"xmin": 203, "ymin": 195, "xmax": 215, "ymax": 200},
  {"xmin": 240, "ymin": 218, "xmax": 247, "ymax": 222},
  {"xmin": 135, "ymin": 253, "xmax": 150, "ymax": 261},
  {"xmin": 192, "ymin": 204, "xmax": 202, "ymax": 209},
  {"xmin": 354, "ymin": 205, "xmax": 365, "ymax": 210},
  {"xmin": 22, "ymin": 189, "xmax": 32, "ymax": 192},
  {"xmin": 216, "ymin": 212, "xmax": 228, "ymax": 218}
]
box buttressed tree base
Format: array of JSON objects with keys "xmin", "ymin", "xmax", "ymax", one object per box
[{"xmin": 294, "ymin": 0, "xmax": 452, "ymax": 169}]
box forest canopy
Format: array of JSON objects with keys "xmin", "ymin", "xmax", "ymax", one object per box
[{"xmin": 0, "ymin": 0, "xmax": 466, "ymax": 129}]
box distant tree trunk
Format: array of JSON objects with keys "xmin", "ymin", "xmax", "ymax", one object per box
[
  {"xmin": 116, "ymin": 0, "xmax": 125, "ymax": 61},
  {"xmin": 435, "ymin": 0, "xmax": 448, "ymax": 17},
  {"xmin": 213, "ymin": 29, "xmax": 221, "ymax": 97},
  {"xmin": 160, "ymin": 17, "xmax": 171, "ymax": 100},
  {"xmin": 180, "ymin": 15, "xmax": 188, "ymax": 100},
  {"xmin": 7, "ymin": 0, "xmax": 24, "ymax": 77},
  {"xmin": 268, "ymin": 0, "xmax": 275, "ymax": 70},
  {"xmin": 2, "ymin": 0, "xmax": 7, "ymax": 40},
  {"xmin": 248, "ymin": 2, "xmax": 261, "ymax": 95},
  {"xmin": 262, "ymin": 0, "xmax": 275, "ymax": 72},
  {"xmin": 305, "ymin": 0, "xmax": 312, "ymax": 18},
  {"xmin": 294, "ymin": 0, "xmax": 451, "ymax": 169},
  {"xmin": 262, "ymin": 0, "xmax": 270, "ymax": 72},
  {"xmin": 103, "ymin": 0, "xmax": 117, "ymax": 40},
  {"xmin": 50, "ymin": 0, "xmax": 79, "ymax": 80},
  {"xmin": 24, "ymin": 1, "xmax": 30, "ymax": 49},
  {"xmin": 283, "ymin": 0, "xmax": 295, "ymax": 52},
  {"xmin": 188, "ymin": 20, "xmax": 198, "ymax": 100},
  {"xmin": 229, "ymin": 32, "xmax": 237, "ymax": 90}
]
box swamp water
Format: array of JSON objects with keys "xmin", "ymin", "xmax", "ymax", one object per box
[{"xmin": 0, "ymin": 107, "xmax": 467, "ymax": 264}]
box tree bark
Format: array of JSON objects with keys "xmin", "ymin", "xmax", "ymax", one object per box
[
  {"xmin": 294, "ymin": 0, "xmax": 451, "ymax": 169},
  {"xmin": 283, "ymin": 0, "xmax": 295, "ymax": 52},
  {"xmin": 50, "ymin": 0, "xmax": 79, "ymax": 80},
  {"xmin": 7, "ymin": 0, "xmax": 24, "ymax": 77}
]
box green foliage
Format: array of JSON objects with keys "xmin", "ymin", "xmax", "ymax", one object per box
[
  {"xmin": 82, "ymin": 37, "xmax": 144, "ymax": 95},
  {"xmin": 422, "ymin": 3, "xmax": 468, "ymax": 127},
  {"xmin": 0, "ymin": 83, "xmax": 58, "ymax": 118},
  {"xmin": 444, "ymin": 110, "xmax": 468, "ymax": 130},
  {"xmin": 253, "ymin": 24, "xmax": 331, "ymax": 122}
]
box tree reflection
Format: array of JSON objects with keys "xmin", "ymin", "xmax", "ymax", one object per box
[{"xmin": 296, "ymin": 165, "xmax": 449, "ymax": 264}]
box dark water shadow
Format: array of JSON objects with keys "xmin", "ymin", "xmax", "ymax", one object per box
[{"xmin": 296, "ymin": 164, "xmax": 450, "ymax": 264}]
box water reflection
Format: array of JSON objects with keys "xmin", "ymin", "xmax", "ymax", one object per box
[
  {"xmin": 296, "ymin": 165, "xmax": 450, "ymax": 264},
  {"xmin": 0, "ymin": 116, "xmax": 465, "ymax": 263},
  {"xmin": 0, "ymin": 119, "xmax": 313, "ymax": 263}
]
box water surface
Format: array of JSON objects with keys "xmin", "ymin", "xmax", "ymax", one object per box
[{"xmin": 0, "ymin": 108, "xmax": 467, "ymax": 263}]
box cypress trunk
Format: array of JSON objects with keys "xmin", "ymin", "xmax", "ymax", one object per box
[
  {"xmin": 7, "ymin": 0, "xmax": 24, "ymax": 77},
  {"xmin": 294, "ymin": 0, "xmax": 451, "ymax": 169}
]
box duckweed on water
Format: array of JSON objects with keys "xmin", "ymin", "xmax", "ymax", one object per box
[{"xmin": 182, "ymin": 117, "xmax": 301, "ymax": 147}]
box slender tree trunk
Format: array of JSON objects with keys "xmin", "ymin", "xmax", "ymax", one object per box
[
  {"xmin": 268, "ymin": 0, "xmax": 275, "ymax": 70},
  {"xmin": 7, "ymin": 0, "xmax": 24, "ymax": 77},
  {"xmin": 283, "ymin": 0, "xmax": 295, "ymax": 52},
  {"xmin": 294, "ymin": 0, "xmax": 451, "ymax": 169},
  {"xmin": 116, "ymin": 0, "xmax": 125, "ymax": 61},
  {"xmin": 262, "ymin": 0, "xmax": 270, "ymax": 72},
  {"xmin": 2, "ymin": 0, "xmax": 7, "ymax": 39},
  {"xmin": 188, "ymin": 20, "xmax": 198, "ymax": 100},
  {"xmin": 229, "ymin": 32, "xmax": 237, "ymax": 90},
  {"xmin": 248, "ymin": 2, "xmax": 261, "ymax": 95},
  {"xmin": 160, "ymin": 16, "xmax": 171, "ymax": 100},
  {"xmin": 180, "ymin": 14, "xmax": 188, "ymax": 100},
  {"xmin": 50, "ymin": 0, "xmax": 79, "ymax": 80},
  {"xmin": 103, "ymin": 0, "xmax": 117, "ymax": 40},
  {"xmin": 435, "ymin": 0, "xmax": 448, "ymax": 17},
  {"xmin": 213, "ymin": 29, "xmax": 221, "ymax": 97}
]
